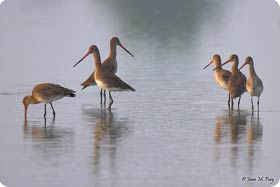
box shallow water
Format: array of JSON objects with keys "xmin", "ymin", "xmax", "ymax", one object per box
[{"xmin": 0, "ymin": 0, "xmax": 280, "ymax": 186}]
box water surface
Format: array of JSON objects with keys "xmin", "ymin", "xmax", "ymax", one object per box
[{"xmin": 0, "ymin": 0, "xmax": 279, "ymax": 186}]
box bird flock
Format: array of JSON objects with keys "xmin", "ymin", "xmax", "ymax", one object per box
[
  {"xmin": 203, "ymin": 54, "xmax": 263, "ymax": 111},
  {"xmin": 22, "ymin": 43, "xmax": 264, "ymax": 119},
  {"xmin": 23, "ymin": 37, "xmax": 135, "ymax": 119}
]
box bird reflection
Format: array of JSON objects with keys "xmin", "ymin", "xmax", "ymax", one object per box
[
  {"xmin": 93, "ymin": 109, "xmax": 115, "ymax": 169},
  {"xmin": 213, "ymin": 110, "xmax": 263, "ymax": 171},
  {"xmin": 23, "ymin": 118, "xmax": 74, "ymax": 160},
  {"xmin": 81, "ymin": 105, "xmax": 129, "ymax": 177},
  {"xmin": 214, "ymin": 110, "xmax": 247, "ymax": 144},
  {"xmin": 23, "ymin": 118, "xmax": 56, "ymax": 140}
]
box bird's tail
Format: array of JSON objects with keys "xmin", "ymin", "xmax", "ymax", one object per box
[
  {"xmin": 67, "ymin": 93, "xmax": 76, "ymax": 97},
  {"xmin": 124, "ymin": 82, "xmax": 135, "ymax": 91},
  {"xmin": 63, "ymin": 88, "xmax": 76, "ymax": 97},
  {"xmin": 81, "ymin": 85, "xmax": 88, "ymax": 90},
  {"xmin": 129, "ymin": 85, "xmax": 135, "ymax": 91},
  {"xmin": 81, "ymin": 72, "xmax": 96, "ymax": 90}
]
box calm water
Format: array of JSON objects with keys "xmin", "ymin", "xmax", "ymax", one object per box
[{"xmin": 0, "ymin": 0, "xmax": 279, "ymax": 186}]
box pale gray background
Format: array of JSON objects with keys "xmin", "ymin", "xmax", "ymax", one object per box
[{"xmin": 0, "ymin": 0, "xmax": 279, "ymax": 186}]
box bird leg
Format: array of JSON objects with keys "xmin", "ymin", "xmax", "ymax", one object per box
[
  {"xmin": 228, "ymin": 93, "xmax": 231, "ymax": 109},
  {"xmin": 50, "ymin": 102, "xmax": 56, "ymax": 118},
  {"xmin": 231, "ymin": 97, "xmax": 234, "ymax": 110},
  {"xmin": 251, "ymin": 97, "xmax": 254, "ymax": 110},
  {"xmin": 257, "ymin": 97, "xmax": 260, "ymax": 111},
  {"xmin": 103, "ymin": 90, "xmax": 106, "ymax": 104},
  {"xmin": 108, "ymin": 91, "xmax": 113, "ymax": 109},
  {"xmin": 238, "ymin": 96, "xmax": 241, "ymax": 110},
  {"xmin": 100, "ymin": 89, "xmax": 103, "ymax": 104},
  {"xmin": 44, "ymin": 104, "xmax": 47, "ymax": 118}
]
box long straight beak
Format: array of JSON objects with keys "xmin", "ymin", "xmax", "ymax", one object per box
[
  {"xmin": 213, "ymin": 59, "xmax": 230, "ymax": 71},
  {"xmin": 238, "ymin": 62, "xmax": 248, "ymax": 70},
  {"xmin": 119, "ymin": 43, "xmax": 134, "ymax": 58},
  {"xmin": 73, "ymin": 51, "xmax": 91, "ymax": 67},
  {"xmin": 203, "ymin": 60, "xmax": 213, "ymax": 70}
]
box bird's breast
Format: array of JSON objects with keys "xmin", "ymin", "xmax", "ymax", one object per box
[
  {"xmin": 215, "ymin": 72, "xmax": 229, "ymax": 90},
  {"xmin": 95, "ymin": 79, "xmax": 108, "ymax": 89}
]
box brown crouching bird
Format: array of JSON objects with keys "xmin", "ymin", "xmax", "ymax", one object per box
[{"xmin": 23, "ymin": 83, "xmax": 75, "ymax": 118}]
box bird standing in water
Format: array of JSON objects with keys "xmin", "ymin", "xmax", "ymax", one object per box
[
  {"xmin": 79, "ymin": 37, "xmax": 134, "ymax": 104},
  {"xmin": 74, "ymin": 45, "xmax": 135, "ymax": 109},
  {"xmin": 239, "ymin": 56, "xmax": 263, "ymax": 110},
  {"xmin": 214, "ymin": 54, "xmax": 247, "ymax": 110},
  {"xmin": 203, "ymin": 54, "xmax": 232, "ymax": 107},
  {"xmin": 23, "ymin": 83, "xmax": 75, "ymax": 118}
]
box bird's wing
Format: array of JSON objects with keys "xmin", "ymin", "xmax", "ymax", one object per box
[
  {"xmin": 104, "ymin": 74, "xmax": 135, "ymax": 91},
  {"xmin": 81, "ymin": 71, "xmax": 97, "ymax": 89}
]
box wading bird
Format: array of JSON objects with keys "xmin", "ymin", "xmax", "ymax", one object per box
[
  {"xmin": 23, "ymin": 83, "xmax": 75, "ymax": 118},
  {"xmin": 214, "ymin": 54, "xmax": 247, "ymax": 110},
  {"xmin": 78, "ymin": 37, "xmax": 134, "ymax": 104},
  {"xmin": 203, "ymin": 54, "xmax": 232, "ymax": 107},
  {"xmin": 239, "ymin": 56, "xmax": 263, "ymax": 110},
  {"xmin": 74, "ymin": 45, "xmax": 135, "ymax": 109}
]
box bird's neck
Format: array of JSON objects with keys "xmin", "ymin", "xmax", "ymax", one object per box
[
  {"xmin": 214, "ymin": 61, "xmax": 222, "ymax": 70},
  {"xmin": 109, "ymin": 43, "xmax": 117, "ymax": 59},
  {"xmin": 231, "ymin": 61, "xmax": 239, "ymax": 74},
  {"xmin": 93, "ymin": 52, "xmax": 102, "ymax": 70},
  {"xmin": 248, "ymin": 63, "xmax": 256, "ymax": 77},
  {"xmin": 28, "ymin": 96, "xmax": 40, "ymax": 104}
]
